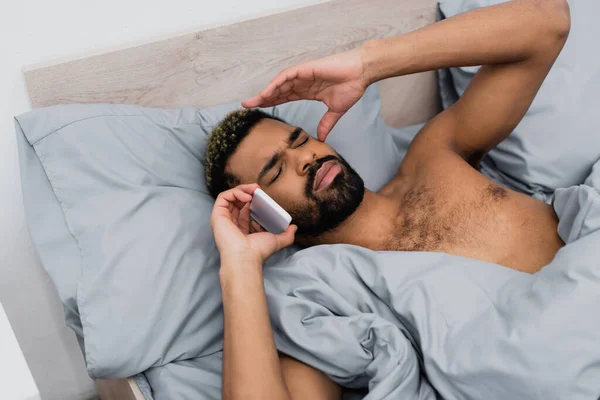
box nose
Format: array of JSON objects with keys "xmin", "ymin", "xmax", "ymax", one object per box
[{"xmin": 294, "ymin": 148, "xmax": 316, "ymax": 176}]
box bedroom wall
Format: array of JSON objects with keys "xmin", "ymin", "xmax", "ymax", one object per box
[{"xmin": 0, "ymin": 0, "xmax": 317, "ymax": 399}]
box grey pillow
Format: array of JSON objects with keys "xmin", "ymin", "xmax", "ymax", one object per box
[
  {"xmin": 438, "ymin": 0, "xmax": 600, "ymax": 199},
  {"xmin": 15, "ymin": 83, "xmax": 405, "ymax": 379}
]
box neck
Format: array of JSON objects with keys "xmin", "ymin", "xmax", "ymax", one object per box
[{"xmin": 306, "ymin": 190, "xmax": 400, "ymax": 250}]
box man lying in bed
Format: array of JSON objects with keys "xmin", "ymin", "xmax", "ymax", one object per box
[{"xmin": 205, "ymin": 0, "xmax": 571, "ymax": 398}]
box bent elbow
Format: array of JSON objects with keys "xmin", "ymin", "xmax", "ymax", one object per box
[
  {"xmin": 541, "ymin": 0, "xmax": 571, "ymax": 41},
  {"xmin": 555, "ymin": 0, "xmax": 571, "ymax": 40}
]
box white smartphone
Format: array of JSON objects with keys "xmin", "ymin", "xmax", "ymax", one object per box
[{"xmin": 250, "ymin": 188, "xmax": 292, "ymax": 234}]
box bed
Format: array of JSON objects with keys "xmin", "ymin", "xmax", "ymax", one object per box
[
  {"xmin": 20, "ymin": 0, "xmax": 600, "ymax": 398},
  {"xmin": 22, "ymin": 0, "xmax": 440, "ymax": 398}
]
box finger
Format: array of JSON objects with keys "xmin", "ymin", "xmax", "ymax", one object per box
[
  {"xmin": 286, "ymin": 93, "xmax": 301, "ymax": 102},
  {"xmin": 250, "ymin": 219, "xmax": 266, "ymax": 234},
  {"xmin": 213, "ymin": 190, "xmax": 253, "ymax": 226},
  {"xmin": 214, "ymin": 191, "xmax": 249, "ymax": 211},
  {"xmin": 235, "ymin": 183, "xmax": 260, "ymax": 195},
  {"xmin": 238, "ymin": 202, "xmax": 251, "ymax": 234},
  {"xmin": 277, "ymin": 80, "xmax": 295, "ymax": 98},
  {"xmin": 317, "ymin": 110, "xmax": 345, "ymax": 142},
  {"xmin": 252, "ymin": 97, "xmax": 298, "ymax": 108},
  {"xmin": 228, "ymin": 199, "xmax": 246, "ymax": 214},
  {"xmin": 215, "ymin": 184, "xmax": 259, "ymax": 208},
  {"xmin": 255, "ymin": 69, "xmax": 300, "ymax": 107},
  {"xmin": 211, "ymin": 201, "xmax": 233, "ymax": 225},
  {"xmin": 242, "ymin": 70, "xmax": 293, "ymax": 108},
  {"xmin": 211, "ymin": 202, "xmax": 242, "ymax": 229},
  {"xmin": 231, "ymin": 205, "xmax": 241, "ymax": 228},
  {"xmin": 241, "ymin": 94, "xmax": 263, "ymax": 109},
  {"xmin": 273, "ymin": 224, "xmax": 297, "ymax": 251},
  {"xmin": 263, "ymin": 67, "xmax": 300, "ymax": 98}
]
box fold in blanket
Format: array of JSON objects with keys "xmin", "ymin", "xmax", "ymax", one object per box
[{"xmin": 264, "ymin": 160, "xmax": 600, "ymax": 400}]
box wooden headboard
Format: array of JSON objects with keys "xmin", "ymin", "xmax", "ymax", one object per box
[{"xmin": 23, "ymin": 0, "xmax": 439, "ymax": 128}]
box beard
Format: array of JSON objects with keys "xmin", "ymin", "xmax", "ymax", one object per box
[{"xmin": 288, "ymin": 154, "xmax": 365, "ymax": 237}]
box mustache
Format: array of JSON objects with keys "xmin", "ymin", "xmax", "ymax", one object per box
[{"xmin": 305, "ymin": 155, "xmax": 340, "ymax": 195}]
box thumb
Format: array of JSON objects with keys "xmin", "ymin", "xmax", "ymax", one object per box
[
  {"xmin": 241, "ymin": 95, "xmax": 262, "ymax": 109},
  {"xmin": 274, "ymin": 225, "xmax": 297, "ymax": 251},
  {"xmin": 317, "ymin": 110, "xmax": 344, "ymax": 142}
]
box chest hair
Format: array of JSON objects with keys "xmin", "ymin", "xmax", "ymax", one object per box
[{"xmin": 387, "ymin": 183, "xmax": 507, "ymax": 252}]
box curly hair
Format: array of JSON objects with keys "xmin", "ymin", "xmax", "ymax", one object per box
[{"xmin": 204, "ymin": 109, "xmax": 284, "ymax": 198}]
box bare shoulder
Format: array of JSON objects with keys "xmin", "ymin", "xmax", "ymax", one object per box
[
  {"xmin": 383, "ymin": 114, "xmax": 495, "ymax": 200},
  {"xmin": 393, "ymin": 111, "xmax": 488, "ymax": 185},
  {"xmin": 398, "ymin": 113, "xmax": 458, "ymax": 177},
  {"xmin": 280, "ymin": 354, "xmax": 342, "ymax": 400}
]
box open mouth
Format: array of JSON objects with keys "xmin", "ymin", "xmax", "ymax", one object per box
[{"xmin": 313, "ymin": 160, "xmax": 342, "ymax": 193}]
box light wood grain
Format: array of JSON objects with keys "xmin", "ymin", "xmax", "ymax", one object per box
[
  {"xmin": 96, "ymin": 378, "xmax": 145, "ymax": 400},
  {"xmin": 24, "ymin": 0, "xmax": 439, "ymax": 127}
]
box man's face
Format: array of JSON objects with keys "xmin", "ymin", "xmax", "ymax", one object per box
[{"xmin": 226, "ymin": 118, "xmax": 364, "ymax": 236}]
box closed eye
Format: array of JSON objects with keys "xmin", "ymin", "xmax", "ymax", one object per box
[
  {"xmin": 297, "ymin": 137, "xmax": 309, "ymax": 147},
  {"xmin": 270, "ymin": 134, "xmax": 308, "ymax": 184},
  {"xmin": 271, "ymin": 166, "xmax": 283, "ymax": 184}
]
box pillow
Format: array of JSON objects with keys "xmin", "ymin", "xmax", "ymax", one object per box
[
  {"xmin": 15, "ymin": 83, "xmax": 404, "ymax": 379},
  {"xmin": 438, "ymin": 0, "xmax": 600, "ymax": 199}
]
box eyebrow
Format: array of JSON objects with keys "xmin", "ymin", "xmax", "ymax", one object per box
[{"xmin": 257, "ymin": 127, "xmax": 303, "ymax": 182}]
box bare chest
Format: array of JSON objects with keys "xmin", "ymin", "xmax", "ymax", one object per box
[{"xmin": 387, "ymin": 181, "xmax": 563, "ymax": 273}]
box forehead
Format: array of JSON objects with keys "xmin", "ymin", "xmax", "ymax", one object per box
[{"xmin": 226, "ymin": 118, "xmax": 295, "ymax": 183}]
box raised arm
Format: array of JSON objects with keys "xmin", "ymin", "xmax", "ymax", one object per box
[
  {"xmin": 365, "ymin": 0, "xmax": 571, "ymax": 166},
  {"xmin": 244, "ymin": 0, "xmax": 570, "ymax": 154},
  {"xmin": 211, "ymin": 184, "xmax": 341, "ymax": 400}
]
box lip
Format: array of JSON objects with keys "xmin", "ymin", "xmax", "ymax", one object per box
[{"xmin": 313, "ymin": 160, "xmax": 340, "ymax": 192}]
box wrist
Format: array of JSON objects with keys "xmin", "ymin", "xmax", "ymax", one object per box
[
  {"xmin": 219, "ymin": 257, "xmax": 264, "ymax": 283},
  {"xmin": 218, "ymin": 247, "xmax": 264, "ymax": 267},
  {"xmin": 360, "ymin": 40, "xmax": 383, "ymax": 85},
  {"xmin": 361, "ymin": 37, "xmax": 408, "ymax": 84},
  {"xmin": 220, "ymin": 253, "xmax": 262, "ymax": 265}
]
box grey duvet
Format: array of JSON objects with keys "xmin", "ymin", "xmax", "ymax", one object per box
[{"xmin": 263, "ymin": 160, "xmax": 600, "ymax": 400}]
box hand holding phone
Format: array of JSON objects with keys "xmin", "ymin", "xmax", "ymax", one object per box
[
  {"xmin": 210, "ymin": 184, "xmax": 296, "ymax": 266},
  {"xmin": 250, "ymin": 188, "xmax": 292, "ymax": 234}
]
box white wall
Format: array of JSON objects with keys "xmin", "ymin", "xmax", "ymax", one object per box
[{"xmin": 0, "ymin": 0, "xmax": 314, "ymax": 398}]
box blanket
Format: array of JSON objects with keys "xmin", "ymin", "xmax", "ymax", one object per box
[{"xmin": 264, "ymin": 160, "xmax": 600, "ymax": 400}]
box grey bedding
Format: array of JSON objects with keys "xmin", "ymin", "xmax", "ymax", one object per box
[
  {"xmin": 16, "ymin": 0, "xmax": 596, "ymax": 396},
  {"xmin": 261, "ymin": 163, "xmax": 600, "ymax": 400},
  {"xmin": 146, "ymin": 163, "xmax": 600, "ymax": 400},
  {"xmin": 144, "ymin": 0, "xmax": 600, "ymax": 396},
  {"xmin": 14, "ymin": 85, "xmax": 400, "ymax": 382},
  {"xmin": 145, "ymin": 352, "xmax": 222, "ymax": 400}
]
